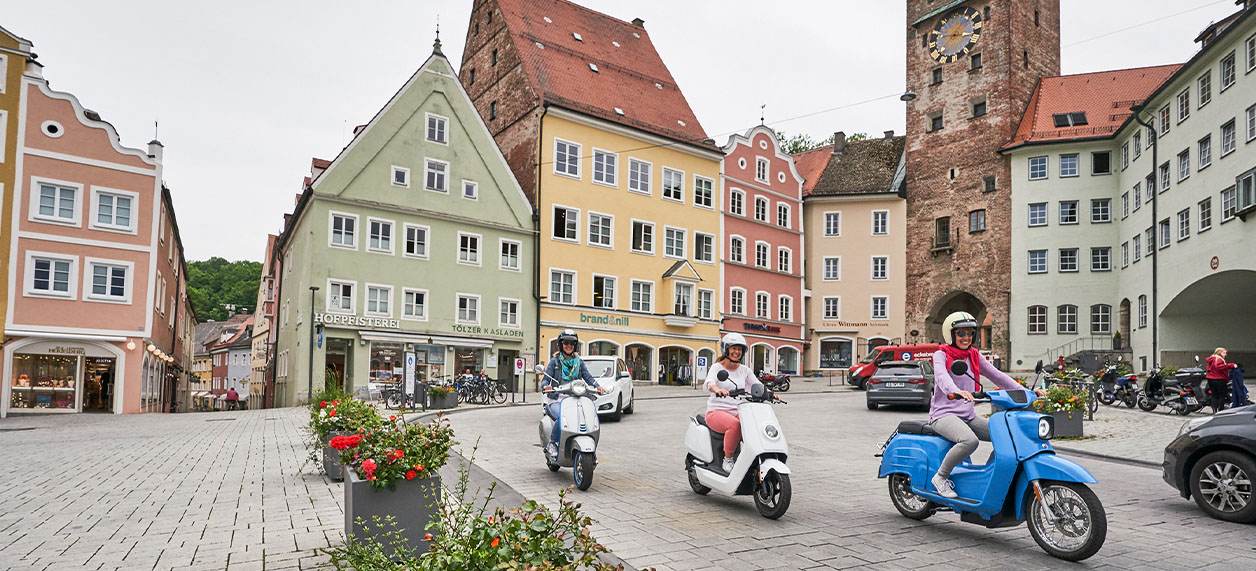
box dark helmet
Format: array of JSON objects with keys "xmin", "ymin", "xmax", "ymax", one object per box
[{"xmin": 557, "ymin": 329, "xmax": 579, "ymax": 349}]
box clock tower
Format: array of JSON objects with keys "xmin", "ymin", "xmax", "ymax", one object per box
[{"xmin": 903, "ymin": 0, "xmax": 1060, "ymax": 361}]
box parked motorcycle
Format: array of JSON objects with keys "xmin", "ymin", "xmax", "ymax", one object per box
[
  {"xmin": 1139, "ymin": 363, "xmax": 1206, "ymax": 415},
  {"xmin": 535, "ymin": 365, "xmax": 602, "ymax": 490},
  {"xmin": 1137, "ymin": 367, "xmax": 1169, "ymax": 411},
  {"xmin": 1097, "ymin": 365, "xmax": 1138, "ymax": 408},
  {"xmin": 757, "ymin": 371, "xmax": 791, "ymax": 392}
]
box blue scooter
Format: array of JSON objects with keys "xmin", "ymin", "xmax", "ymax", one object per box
[{"xmin": 877, "ymin": 360, "xmax": 1107, "ymax": 562}]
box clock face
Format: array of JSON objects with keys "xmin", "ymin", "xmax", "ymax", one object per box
[{"xmin": 928, "ymin": 7, "xmax": 984, "ymax": 64}]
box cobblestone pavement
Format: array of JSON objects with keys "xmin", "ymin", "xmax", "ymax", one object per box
[
  {"xmin": 1050, "ymin": 403, "xmax": 1207, "ymax": 465},
  {"xmin": 446, "ymin": 390, "xmax": 1256, "ymax": 570}
]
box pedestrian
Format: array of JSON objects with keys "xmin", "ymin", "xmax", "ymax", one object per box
[
  {"xmin": 226, "ymin": 386, "xmax": 239, "ymax": 411},
  {"xmin": 1231, "ymin": 361, "xmax": 1251, "ymax": 408},
  {"xmin": 1204, "ymin": 347, "xmax": 1237, "ymax": 414}
]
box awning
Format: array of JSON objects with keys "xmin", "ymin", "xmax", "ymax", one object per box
[{"xmin": 358, "ymin": 331, "xmax": 497, "ymax": 349}]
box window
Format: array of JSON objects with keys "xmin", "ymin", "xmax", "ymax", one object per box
[
  {"xmin": 1177, "ymin": 89, "xmax": 1190, "ymax": 123},
  {"xmin": 778, "ymin": 248, "xmax": 792, "ymax": 273},
  {"xmin": 425, "ymin": 159, "xmax": 448, "ymax": 192},
  {"xmin": 1121, "ymin": 143, "xmax": 1130, "ymax": 170},
  {"xmin": 1222, "ymin": 186, "xmax": 1238, "ymax": 221},
  {"xmin": 983, "ymin": 176, "xmax": 997, "ymax": 193},
  {"xmin": 695, "ymin": 233, "xmax": 714, "ymax": 263},
  {"xmin": 1248, "ymin": 105, "xmax": 1256, "ymax": 142},
  {"xmin": 674, "ymin": 283, "xmax": 693, "ymax": 316},
  {"xmin": 1159, "ymin": 105, "xmax": 1171, "ymax": 135},
  {"xmin": 754, "ymin": 197, "xmax": 768, "ymax": 222},
  {"xmin": 1060, "ymin": 154, "xmax": 1079, "ymax": 177},
  {"xmin": 1199, "ymin": 71, "xmax": 1212, "ymax": 108},
  {"xmin": 1122, "ymin": 192, "xmax": 1130, "ymax": 219},
  {"xmin": 824, "ymin": 212, "xmax": 841, "ymax": 236},
  {"xmin": 499, "ymin": 299, "xmax": 519, "ymax": 327},
  {"xmin": 404, "ymin": 225, "xmax": 428, "ymax": 258},
  {"xmin": 972, "ymin": 99, "xmax": 987, "ymax": 117},
  {"xmin": 1177, "ymin": 149, "xmax": 1190, "ymax": 181},
  {"xmin": 553, "ymin": 206, "xmax": 578, "ymax": 241},
  {"xmin": 366, "ymin": 285, "xmax": 392, "ymax": 316},
  {"xmin": 1027, "ymin": 306, "xmax": 1047, "ymax": 335},
  {"xmin": 1059, "ymin": 248, "xmax": 1078, "ymax": 272},
  {"xmin": 1059, "ymin": 201, "xmax": 1078, "ymax": 224},
  {"xmin": 1221, "ymin": 51, "xmax": 1236, "ymax": 90},
  {"xmin": 593, "ymin": 276, "xmax": 616, "ymax": 309},
  {"xmin": 34, "ymin": 182, "xmax": 78, "ymax": 224},
  {"xmin": 1146, "ymin": 126, "xmax": 1155, "ymax": 150},
  {"xmin": 426, "ymin": 113, "xmax": 447, "ymax": 144},
  {"xmin": 500, "ymin": 239, "xmax": 520, "ymax": 271},
  {"xmin": 1028, "ymin": 203, "xmax": 1047, "ymax": 226},
  {"xmin": 631, "ymin": 221, "xmax": 654, "ymax": 253},
  {"xmin": 1199, "ymin": 198, "xmax": 1213, "ymax": 232},
  {"xmin": 368, "ymin": 219, "xmax": 393, "ymax": 253},
  {"xmin": 1145, "ymin": 226, "xmax": 1155, "ymax": 253},
  {"xmin": 1091, "ymin": 199, "xmax": 1111, "ymax": 223},
  {"xmin": 662, "ymin": 168, "xmax": 684, "ymax": 201},
  {"xmin": 729, "ymin": 189, "xmax": 744, "ymax": 215},
  {"xmin": 755, "ymin": 242, "xmax": 769, "ymax": 268},
  {"xmin": 1134, "ymin": 132, "xmax": 1142, "ymax": 159},
  {"xmin": 969, "ymin": 209, "xmax": 986, "ymax": 232},
  {"xmin": 1239, "ymin": 168, "xmax": 1256, "ymax": 213},
  {"xmin": 934, "ymin": 217, "xmax": 951, "ymax": 248},
  {"xmin": 729, "ymin": 236, "xmax": 745, "ymax": 263},
  {"xmin": 489, "ymin": 101, "xmax": 497, "ymax": 120},
  {"xmin": 1057, "ymin": 305, "xmax": 1078, "ymax": 335},
  {"xmin": 771, "ymin": 203, "xmax": 789, "ymax": 229},
  {"xmin": 1248, "ymin": 33, "xmax": 1256, "ymax": 72},
  {"xmin": 1158, "ymin": 219, "xmax": 1171, "ymax": 249},
  {"xmin": 458, "ymin": 233, "xmax": 481, "ymax": 265},
  {"xmin": 823, "ymin": 257, "xmax": 841, "ymax": 281},
  {"xmin": 1091, "ymin": 247, "xmax": 1111, "ymax": 272},
  {"xmin": 27, "ymin": 255, "xmax": 72, "ymax": 297},
  {"xmin": 694, "ymin": 176, "xmax": 713, "ymax": 208},
  {"xmin": 730, "ymin": 288, "xmax": 746, "ymax": 315},
  {"xmin": 631, "ymin": 281, "xmax": 653, "ymax": 312},
  {"xmin": 1091, "ymin": 151, "xmax": 1112, "ymax": 175},
  {"xmin": 1133, "ymin": 234, "xmax": 1142, "ymax": 262},
  {"xmin": 698, "ymin": 289, "xmax": 713, "ymax": 320},
  {"xmin": 778, "ymin": 296, "xmax": 793, "ymax": 322},
  {"xmin": 931, "ymin": 66, "xmax": 943, "ymax": 85},
  {"xmin": 871, "ymin": 256, "xmax": 888, "ymax": 280},
  {"xmin": 462, "ymin": 180, "xmax": 478, "ymax": 200},
  {"xmin": 457, "ymin": 294, "xmax": 480, "ymax": 324},
  {"xmin": 549, "ymin": 270, "xmax": 574, "ymax": 305},
  {"xmin": 1145, "ymin": 173, "xmax": 1155, "ymax": 198},
  {"xmin": 755, "ymin": 292, "xmax": 770, "ymax": 319},
  {"xmin": 1137, "ymin": 295, "xmax": 1148, "ymax": 328},
  {"xmin": 1121, "ymin": 242, "xmax": 1129, "ymax": 268},
  {"xmin": 92, "ymin": 190, "xmax": 135, "ymax": 231},
  {"xmin": 1028, "ymin": 156, "xmax": 1048, "ymax": 180},
  {"xmin": 872, "ymin": 210, "xmax": 889, "ymax": 235},
  {"xmin": 87, "ymin": 261, "xmax": 129, "ymax": 301},
  {"xmin": 590, "ymin": 149, "xmax": 617, "ymax": 186},
  {"xmin": 403, "ymin": 290, "xmax": 427, "ymax": 320},
  {"xmin": 1221, "ymin": 119, "xmax": 1236, "ymax": 156},
  {"xmin": 588, "ymin": 213, "xmax": 612, "ymax": 247},
  {"xmin": 628, "ymin": 159, "xmax": 651, "ymax": 194},
  {"xmin": 970, "ymin": 52, "xmax": 982, "ymax": 70},
  {"xmin": 328, "ymin": 280, "xmax": 354, "ymax": 313},
  {"xmin": 929, "ymin": 112, "xmax": 944, "ymax": 132},
  {"xmin": 392, "ymin": 166, "xmax": 410, "ymax": 187},
  {"xmin": 871, "ymin": 296, "xmax": 888, "ymax": 320},
  {"xmin": 1028, "ymin": 250, "xmax": 1047, "ymax": 274},
  {"xmin": 1177, "ymin": 209, "xmax": 1190, "ymax": 241},
  {"xmin": 755, "ymin": 157, "xmax": 769, "ymax": 182},
  {"xmin": 664, "ymin": 227, "xmax": 686, "ymax": 258},
  {"xmin": 822, "ymin": 297, "xmax": 841, "ymax": 320},
  {"xmin": 1159, "ymin": 163, "xmax": 1171, "ymax": 192},
  {"xmin": 330, "ymin": 213, "xmax": 357, "ymax": 248},
  {"xmin": 555, "ymin": 139, "xmax": 580, "ymax": 177},
  {"xmin": 1199, "ymin": 135, "xmax": 1213, "ymax": 170}
]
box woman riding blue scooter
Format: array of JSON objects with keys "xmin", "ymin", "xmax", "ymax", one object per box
[
  {"xmin": 542, "ymin": 329, "xmax": 606, "ymax": 458},
  {"xmin": 928, "ymin": 311, "xmax": 1044, "ymax": 499}
]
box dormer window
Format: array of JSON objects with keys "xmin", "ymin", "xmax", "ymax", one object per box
[
  {"xmin": 1053, "ymin": 112, "xmax": 1088, "ymax": 128},
  {"xmin": 588, "ymin": 63, "xmax": 599, "ymax": 73},
  {"xmin": 572, "ymin": 32, "xmax": 583, "ymax": 42}
]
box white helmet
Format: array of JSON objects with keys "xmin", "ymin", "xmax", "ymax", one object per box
[
  {"xmin": 941, "ymin": 311, "xmax": 980, "ymax": 346},
  {"xmin": 721, "ymin": 332, "xmax": 748, "ymax": 357}
]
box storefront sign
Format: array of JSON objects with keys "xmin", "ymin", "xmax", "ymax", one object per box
[
  {"xmin": 47, "ymin": 345, "xmax": 87, "ymax": 355},
  {"xmin": 579, "ymin": 313, "xmax": 630, "ymax": 327},
  {"xmin": 742, "ymin": 323, "xmax": 781, "ymax": 334},
  {"xmin": 450, "ymin": 324, "xmax": 525, "ymax": 339},
  {"xmin": 821, "ymin": 321, "xmax": 889, "ymax": 329},
  {"xmin": 314, "ymin": 313, "xmax": 400, "ymax": 329}
]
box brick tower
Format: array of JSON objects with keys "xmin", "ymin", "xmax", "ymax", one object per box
[{"xmin": 903, "ymin": 0, "xmax": 1060, "ymax": 362}]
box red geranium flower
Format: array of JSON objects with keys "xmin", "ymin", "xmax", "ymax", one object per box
[
  {"xmin": 389, "ymin": 415, "xmax": 397, "ymax": 422},
  {"xmin": 320, "ymin": 400, "xmax": 327, "ymax": 408},
  {"xmin": 415, "ymin": 464, "xmax": 425, "ymax": 472},
  {"xmin": 362, "ymin": 458, "xmax": 377, "ymax": 475},
  {"xmin": 392, "ymin": 449, "xmax": 404, "ymax": 460},
  {"xmin": 423, "ymin": 533, "xmax": 433, "ymax": 541},
  {"xmin": 491, "ymin": 537, "xmax": 500, "ymax": 548},
  {"xmin": 405, "ymin": 469, "xmax": 417, "ymax": 480},
  {"xmin": 328, "ymin": 409, "xmax": 337, "ymax": 417}
]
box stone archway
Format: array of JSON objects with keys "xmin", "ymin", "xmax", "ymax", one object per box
[
  {"xmin": 1159, "ymin": 270, "xmax": 1256, "ymax": 368},
  {"xmin": 926, "ymin": 291, "xmax": 990, "ymax": 348}
]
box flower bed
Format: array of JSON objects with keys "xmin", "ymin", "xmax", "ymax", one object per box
[
  {"xmin": 1032, "ymin": 383, "xmax": 1088, "ymax": 437},
  {"xmin": 308, "ymin": 391, "xmax": 383, "ymax": 480}
]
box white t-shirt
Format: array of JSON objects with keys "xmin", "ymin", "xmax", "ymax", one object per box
[{"xmin": 704, "ymin": 361, "xmax": 757, "ymax": 413}]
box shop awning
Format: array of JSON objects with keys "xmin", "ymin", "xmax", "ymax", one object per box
[{"xmin": 358, "ymin": 331, "xmax": 497, "ymax": 349}]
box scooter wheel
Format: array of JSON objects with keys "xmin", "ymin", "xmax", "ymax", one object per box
[
  {"xmin": 888, "ymin": 474, "xmax": 935, "ymax": 520},
  {"xmin": 685, "ymin": 455, "xmax": 710, "ymax": 495},
  {"xmin": 753, "ymin": 471, "xmax": 791, "ymax": 519},
  {"xmin": 572, "ymin": 451, "xmax": 595, "ymax": 491},
  {"xmin": 1098, "ymin": 393, "xmax": 1116, "ymax": 406},
  {"xmin": 776, "ymin": 380, "xmax": 790, "ymax": 392},
  {"xmin": 547, "ymin": 462, "xmax": 560, "ymax": 472},
  {"xmin": 1137, "ymin": 397, "xmax": 1157, "ymax": 412},
  {"xmin": 1027, "ymin": 481, "xmax": 1107, "ymax": 562}
]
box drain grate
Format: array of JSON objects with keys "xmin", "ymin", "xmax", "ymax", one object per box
[{"xmin": 0, "ymin": 427, "xmax": 38, "ymax": 432}]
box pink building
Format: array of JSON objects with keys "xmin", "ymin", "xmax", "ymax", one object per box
[
  {"xmin": 721, "ymin": 126, "xmax": 806, "ymax": 374},
  {"xmin": 1, "ymin": 60, "xmax": 187, "ymax": 417}
]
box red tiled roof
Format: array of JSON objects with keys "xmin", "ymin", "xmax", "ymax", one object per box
[
  {"xmin": 1005, "ymin": 64, "xmax": 1181, "ymax": 150},
  {"xmin": 311, "ymin": 157, "xmax": 331, "ymax": 170},
  {"xmin": 792, "ymin": 145, "xmax": 834, "ymax": 193},
  {"xmin": 496, "ymin": 0, "xmax": 711, "ymax": 148}
]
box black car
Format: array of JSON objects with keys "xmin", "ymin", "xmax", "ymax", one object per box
[
  {"xmin": 866, "ymin": 360, "xmax": 933, "ymax": 410},
  {"xmin": 1163, "ymin": 404, "xmax": 1256, "ymax": 523}
]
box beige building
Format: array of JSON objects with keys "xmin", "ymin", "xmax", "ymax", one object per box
[{"xmin": 797, "ymin": 133, "xmax": 908, "ymax": 372}]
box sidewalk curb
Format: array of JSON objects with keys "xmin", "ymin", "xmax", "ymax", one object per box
[{"xmin": 1053, "ymin": 445, "xmax": 1160, "ymax": 470}]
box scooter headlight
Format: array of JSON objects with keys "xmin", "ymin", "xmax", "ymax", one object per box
[
  {"xmin": 1037, "ymin": 416, "xmax": 1054, "ymax": 440},
  {"xmin": 764, "ymin": 424, "xmax": 780, "ymax": 439},
  {"xmin": 570, "ymin": 380, "xmax": 588, "ymax": 397}
]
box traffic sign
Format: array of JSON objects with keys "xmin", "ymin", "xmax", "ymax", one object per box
[{"xmin": 513, "ymin": 357, "xmax": 526, "ymax": 375}]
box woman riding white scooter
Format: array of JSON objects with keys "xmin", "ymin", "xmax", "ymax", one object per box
[
  {"xmin": 704, "ymin": 333, "xmax": 758, "ymax": 473},
  {"xmin": 542, "ymin": 329, "xmax": 606, "ymax": 458},
  {"xmin": 928, "ymin": 311, "xmax": 1044, "ymax": 499}
]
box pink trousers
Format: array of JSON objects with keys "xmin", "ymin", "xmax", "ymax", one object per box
[{"xmin": 705, "ymin": 410, "xmax": 741, "ymax": 457}]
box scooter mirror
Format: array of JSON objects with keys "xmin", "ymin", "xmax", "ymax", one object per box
[
  {"xmin": 534, "ymin": 365, "xmax": 546, "ymax": 374},
  {"xmin": 717, "ymin": 370, "xmax": 729, "ymax": 382},
  {"xmin": 950, "ymin": 360, "xmax": 969, "ymax": 377},
  {"xmin": 1034, "ymin": 359, "xmax": 1043, "ymax": 374},
  {"xmin": 750, "ymin": 382, "xmax": 765, "ymax": 398}
]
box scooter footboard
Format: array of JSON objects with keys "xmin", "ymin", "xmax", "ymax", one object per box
[
  {"xmin": 878, "ymin": 434, "xmax": 949, "ymax": 486},
  {"xmin": 1012, "ymin": 452, "xmax": 1099, "ymax": 517}
]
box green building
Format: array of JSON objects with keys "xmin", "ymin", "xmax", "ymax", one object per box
[{"xmin": 272, "ymin": 39, "xmax": 536, "ymax": 405}]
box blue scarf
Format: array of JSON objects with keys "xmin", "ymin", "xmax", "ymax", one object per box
[{"xmin": 559, "ymin": 353, "xmax": 581, "ymax": 382}]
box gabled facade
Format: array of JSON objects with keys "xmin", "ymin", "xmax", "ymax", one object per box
[{"xmin": 272, "ymin": 40, "xmax": 537, "ymax": 405}]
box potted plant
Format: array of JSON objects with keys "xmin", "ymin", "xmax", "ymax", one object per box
[
  {"xmin": 309, "ymin": 394, "xmax": 382, "ymax": 481},
  {"xmin": 428, "ymin": 385, "xmax": 458, "ymax": 410},
  {"xmin": 1032, "ymin": 384, "xmax": 1087, "ymax": 437},
  {"xmin": 337, "ymin": 416, "xmax": 455, "ymax": 558}
]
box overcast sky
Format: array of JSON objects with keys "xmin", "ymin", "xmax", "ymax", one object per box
[{"xmin": 5, "ymin": 0, "xmax": 1240, "ymax": 261}]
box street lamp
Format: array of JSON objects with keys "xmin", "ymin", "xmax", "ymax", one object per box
[
  {"xmin": 308, "ymin": 286, "xmax": 319, "ymax": 403},
  {"xmin": 899, "ymin": 90, "xmax": 917, "ymax": 103}
]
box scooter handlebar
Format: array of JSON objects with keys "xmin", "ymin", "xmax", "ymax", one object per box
[{"xmin": 947, "ymin": 392, "xmax": 990, "ymax": 402}]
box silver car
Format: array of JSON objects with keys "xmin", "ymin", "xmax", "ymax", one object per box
[{"xmin": 866, "ymin": 360, "xmax": 933, "ymax": 411}]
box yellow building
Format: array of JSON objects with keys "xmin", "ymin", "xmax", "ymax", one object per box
[
  {"xmin": 0, "ymin": 27, "xmax": 33, "ymax": 345},
  {"xmin": 461, "ymin": 0, "xmax": 725, "ymax": 384}
]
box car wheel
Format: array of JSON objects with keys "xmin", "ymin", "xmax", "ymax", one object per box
[
  {"xmin": 866, "ymin": 400, "xmax": 878, "ymax": 410},
  {"xmin": 1189, "ymin": 450, "xmax": 1256, "ymax": 523},
  {"xmin": 608, "ymin": 395, "xmax": 623, "ymax": 422},
  {"xmin": 623, "ymin": 388, "xmax": 635, "ymax": 414}
]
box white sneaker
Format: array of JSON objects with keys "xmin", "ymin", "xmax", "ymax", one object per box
[
  {"xmin": 931, "ymin": 473, "xmax": 958, "ymax": 499},
  {"xmin": 721, "ymin": 457, "xmax": 736, "ymax": 473},
  {"xmin": 545, "ymin": 443, "xmax": 557, "ymax": 457}
]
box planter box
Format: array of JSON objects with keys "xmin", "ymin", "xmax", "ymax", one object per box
[
  {"xmin": 428, "ymin": 392, "xmax": 458, "ymax": 410},
  {"xmin": 345, "ymin": 470, "xmax": 440, "ymax": 558},
  {"xmin": 322, "ymin": 431, "xmax": 349, "ymax": 481},
  {"xmin": 1052, "ymin": 410, "xmax": 1084, "ymax": 438}
]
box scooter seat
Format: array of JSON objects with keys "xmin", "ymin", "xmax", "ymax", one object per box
[
  {"xmin": 896, "ymin": 420, "xmax": 935, "ymax": 435},
  {"xmin": 693, "ymin": 414, "xmax": 724, "ymax": 436}
]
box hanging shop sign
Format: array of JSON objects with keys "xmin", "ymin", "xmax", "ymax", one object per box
[{"xmin": 742, "ymin": 322, "xmax": 781, "ymax": 334}]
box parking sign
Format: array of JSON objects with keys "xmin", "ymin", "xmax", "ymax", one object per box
[
  {"xmin": 404, "ymin": 352, "xmax": 417, "ymax": 395},
  {"xmin": 696, "ymin": 356, "xmax": 709, "ymax": 380},
  {"xmin": 514, "ymin": 357, "xmax": 526, "ymax": 375}
]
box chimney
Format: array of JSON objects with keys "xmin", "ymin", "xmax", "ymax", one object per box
[
  {"xmin": 631, "ymin": 18, "xmax": 645, "ymax": 27},
  {"xmin": 883, "ymin": 130, "xmax": 895, "ymax": 139},
  {"xmin": 831, "ymin": 131, "xmax": 847, "ymax": 155},
  {"xmin": 148, "ymin": 139, "xmax": 164, "ymax": 163}
]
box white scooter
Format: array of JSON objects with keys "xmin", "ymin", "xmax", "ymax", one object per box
[
  {"xmin": 536, "ymin": 365, "xmax": 602, "ymax": 490},
  {"xmin": 684, "ymin": 371, "xmax": 792, "ymax": 518}
]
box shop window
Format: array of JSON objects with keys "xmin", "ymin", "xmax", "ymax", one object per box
[{"xmin": 10, "ymin": 353, "xmax": 78, "ymax": 410}]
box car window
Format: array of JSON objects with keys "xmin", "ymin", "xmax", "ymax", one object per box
[
  {"xmin": 584, "ymin": 360, "xmax": 614, "ymax": 378},
  {"xmin": 859, "ymin": 349, "xmax": 881, "ymax": 364},
  {"xmin": 873, "ymin": 364, "xmax": 924, "ymax": 376}
]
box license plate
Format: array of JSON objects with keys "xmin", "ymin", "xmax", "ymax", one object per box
[
  {"xmin": 1185, "ymin": 397, "xmax": 1198, "ymax": 405},
  {"xmin": 886, "ymin": 382, "xmax": 905, "ymax": 388}
]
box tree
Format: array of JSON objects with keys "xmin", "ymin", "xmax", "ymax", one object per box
[
  {"xmin": 774, "ymin": 131, "xmax": 869, "ymax": 154},
  {"xmin": 187, "ymin": 257, "xmax": 262, "ymax": 321}
]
